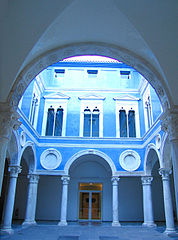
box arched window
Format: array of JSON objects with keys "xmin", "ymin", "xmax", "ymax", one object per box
[
  {"xmin": 83, "ymin": 107, "xmax": 100, "ymax": 137},
  {"xmin": 119, "ymin": 109, "xmax": 127, "ymax": 137},
  {"xmin": 29, "ymin": 93, "xmax": 38, "ymax": 126},
  {"xmin": 83, "ymin": 107, "xmax": 91, "ymax": 137},
  {"xmin": 54, "ymin": 107, "xmax": 64, "ymax": 136},
  {"xmin": 145, "ymin": 96, "xmax": 152, "ymax": 129},
  {"xmin": 128, "ymin": 110, "xmax": 136, "ymax": 137},
  {"xmin": 92, "ymin": 107, "xmax": 100, "ymax": 137},
  {"xmin": 45, "ymin": 106, "xmax": 54, "ymax": 136}
]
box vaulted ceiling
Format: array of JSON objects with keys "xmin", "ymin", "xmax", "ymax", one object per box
[{"xmin": 0, "ymin": 0, "xmax": 177, "ymax": 107}]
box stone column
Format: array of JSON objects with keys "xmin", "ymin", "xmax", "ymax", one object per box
[
  {"xmin": 159, "ymin": 168, "xmax": 176, "ymax": 235},
  {"xmin": 2, "ymin": 165, "xmax": 21, "ymax": 234},
  {"xmin": 111, "ymin": 177, "xmax": 121, "ymax": 226},
  {"xmin": 0, "ymin": 103, "xmax": 21, "ymax": 195},
  {"xmin": 161, "ymin": 110, "xmax": 178, "ymax": 219},
  {"xmin": 58, "ymin": 176, "xmax": 70, "ymax": 226},
  {"xmin": 141, "ymin": 176, "xmax": 156, "ymax": 227},
  {"xmin": 23, "ymin": 174, "xmax": 40, "ymax": 226}
]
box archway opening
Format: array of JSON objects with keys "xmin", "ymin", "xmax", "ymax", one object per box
[{"xmin": 68, "ymin": 153, "xmax": 112, "ymax": 222}]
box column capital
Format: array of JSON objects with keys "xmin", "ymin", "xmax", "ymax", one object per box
[
  {"xmin": 61, "ymin": 176, "xmax": 70, "ymax": 185},
  {"xmin": 0, "ymin": 103, "xmax": 21, "ymax": 140},
  {"xmin": 8, "ymin": 165, "xmax": 21, "ymax": 178},
  {"xmin": 161, "ymin": 109, "xmax": 178, "ymax": 141},
  {"xmin": 141, "ymin": 176, "xmax": 153, "ymax": 185},
  {"xmin": 159, "ymin": 168, "xmax": 172, "ymax": 180},
  {"xmin": 111, "ymin": 176, "xmax": 120, "ymax": 185},
  {"xmin": 28, "ymin": 174, "xmax": 40, "ymax": 184}
]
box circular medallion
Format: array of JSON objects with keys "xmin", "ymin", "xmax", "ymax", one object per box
[
  {"xmin": 40, "ymin": 149, "xmax": 62, "ymax": 170},
  {"xmin": 119, "ymin": 150, "xmax": 141, "ymax": 172}
]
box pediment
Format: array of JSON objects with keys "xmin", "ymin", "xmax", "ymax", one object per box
[
  {"xmin": 43, "ymin": 92, "xmax": 70, "ymax": 99},
  {"xmin": 113, "ymin": 94, "xmax": 140, "ymax": 101},
  {"xmin": 78, "ymin": 93, "xmax": 105, "ymax": 100}
]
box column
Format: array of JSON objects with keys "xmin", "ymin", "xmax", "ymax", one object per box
[
  {"xmin": 161, "ymin": 110, "xmax": 178, "ymax": 219},
  {"xmin": 159, "ymin": 168, "xmax": 176, "ymax": 235},
  {"xmin": 23, "ymin": 174, "xmax": 40, "ymax": 226},
  {"xmin": 111, "ymin": 177, "xmax": 121, "ymax": 226},
  {"xmin": 141, "ymin": 176, "xmax": 156, "ymax": 227},
  {"xmin": 0, "ymin": 103, "xmax": 21, "ymax": 194},
  {"xmin": 58, "ymin": 176, "xmax": 70, "ymax": 226},
  {"xmin": 2, "ymin": 165, "xmax": 21, "ymax": 234}
]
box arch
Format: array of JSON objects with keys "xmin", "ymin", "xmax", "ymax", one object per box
[
  {"xmin": 160, "ymin": 133, "xmax": 172, "ymax": 169},
  {"xmin": 144, "ymin": 143, "xmax": 161, "ymax": 175},
  {"xmin": 19, "ymin": 141, "xmax": 37, "ymax": 173},
  {"xmin": 7, "ymin": 130, "xmax": 21, "ymax": 165},
  {"xmin": 64, "ymin": 149, "xmax": 116, "ymax": 175},
  {"xmin": 8, "ymin": 42, "xmax": 170, "ymax": 112}
]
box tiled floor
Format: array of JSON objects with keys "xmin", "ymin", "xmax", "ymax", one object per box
[{"xmin": 0, "ymin": 222, "xmax": 178, "ymax": 240}]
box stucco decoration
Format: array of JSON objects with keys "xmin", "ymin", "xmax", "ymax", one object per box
[
  {"xmin": 119, "ymin": 150, "xmax": 141, "ymax": 172},
  {"xmin": 20, "ymin": 131, "xmax": 26, "ymax": 147},
  {"xmin": 8, "ymin": 42, "xmax": 170, "ymax": 112},
  {"xmin": 40, "ymin": 148, "xmax": 62, "ymax": 170}
]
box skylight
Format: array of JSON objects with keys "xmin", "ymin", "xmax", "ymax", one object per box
[{"xmin": 62, "ymin": 55, "xmax": 121, "ymax": 63}]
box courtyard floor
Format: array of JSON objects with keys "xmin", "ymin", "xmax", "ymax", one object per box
[{"xmin": 0, "ymin": 222, "xmax": 178, "ymax": 240}]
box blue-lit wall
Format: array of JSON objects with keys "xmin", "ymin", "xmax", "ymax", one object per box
[{"xmin": 18, "ymin": 61, "xmax": 162, "ymax": 173}]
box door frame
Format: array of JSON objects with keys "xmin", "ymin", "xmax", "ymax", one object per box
[{"xmin": 78, "ymin": 183, "xmax": 103, "ymax": 222}]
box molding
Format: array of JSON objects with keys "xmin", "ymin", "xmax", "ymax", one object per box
[
  {"xmin": 119, "ymin": 150, "xmax": 141, "ymax": 172},
  {"xmin": 43, "ymin": 92, "xmax": 70, "ymax": 99},
  {"xmin": 113, "ymin": 94, "xmax": 140, "ymax": 101},
  {"xmin": 64, "ymin": 149, "xmax": 117, "ymax": 175},
  {"xmin": 8, "ymin": 42, "xmax": 171, "ymax": 113},
  {"xmin": 36, "ymin": 169, "xmax": 65, "ymax": 175},
  {"xmin": 78, "ymin": 93, "xmax": 106, "ymax": 100},
  {"xmin": 40, "ymin": 148, "xmax": 62, "ymax": 170}
]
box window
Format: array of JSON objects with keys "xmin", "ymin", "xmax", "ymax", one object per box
[
  {"xmin": 45, "ymin": 106, "xmax": 64, "ymax": 136},
  {"xmin": 83, "ymin": 107, "xmax": 100, "ymax": 137},
  {"xmin": 145, "ymin": 96, "xmax": 152, "ymax": 129},
  {"xmin": 119, "ymin": 108, "xmax": 136, "ymax": 137},
  {"xmin": 87, "ymin": 69, "xmax": 98, "ymax": 78},
  {"xmin": 54, "ymin": 69, "xmax": 65, "ymax": 78},
  {"xmin": 143, "ymin": 86, "xmax": 153, "ymax": 131},
  {"xmin": 114, "ymin": 95, "xmax": 140, "ymax": 138},
  {"xmin": 29, "ymin": 93, "xmax": 38, "ymax": 126},
  {"xmin": 29, "ymin": 81, "xmax": 40, "ymax": 129},
  {"xmin": 42, "ymin": 96, "xmax": 69, "ymax": 136},
  {"xmin": 120, "ymin": 70, "xmax": 131, "ymax": 79},
  {"xmin": 79, "ymin": 97, "xmax": 104, "ymax": 137}
]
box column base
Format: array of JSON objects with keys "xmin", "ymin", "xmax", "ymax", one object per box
[
  {"xmin": 164, "ymin": 228, "xmax": 177, "ymax": 236},
  {"xmin": 142, "ymin": 222, "xmax": 157, "ymax": 228},
  {"xmin": 22, "ymin": 220, "xmax": 37, "ymax": 227},
  {"xmin": 112, "ymin": 221, "xmax": 121, "ymax": 227},
  {"xmin": 58, "ymin": 220, "xmax": 68, "ymax": 226},
  {"xmin": 1, "ymin": 227, "xmax": 14, "ymax": 235}
]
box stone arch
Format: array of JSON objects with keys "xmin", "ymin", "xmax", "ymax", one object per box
[
  {"xmin": 19, "ymin": 141, "xmax": 37, "ymax": 173},
  {"xmin": 8, "ymin": 42, "xmax": 170, "ymax": 112},
  {"xmin": 7, "ymin": 130, "xmax": 21, "ymax": 165},
  {"xmin": 144, "ymin": 143, "xmax": 161, "ymax": 175},
  {"xmin": 64, "ymin": 149, "xmax": 116, "ymax": 175},
  {"xmin": 160, "ymin": 133, "xmax": 172, "ymax": 169}
]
